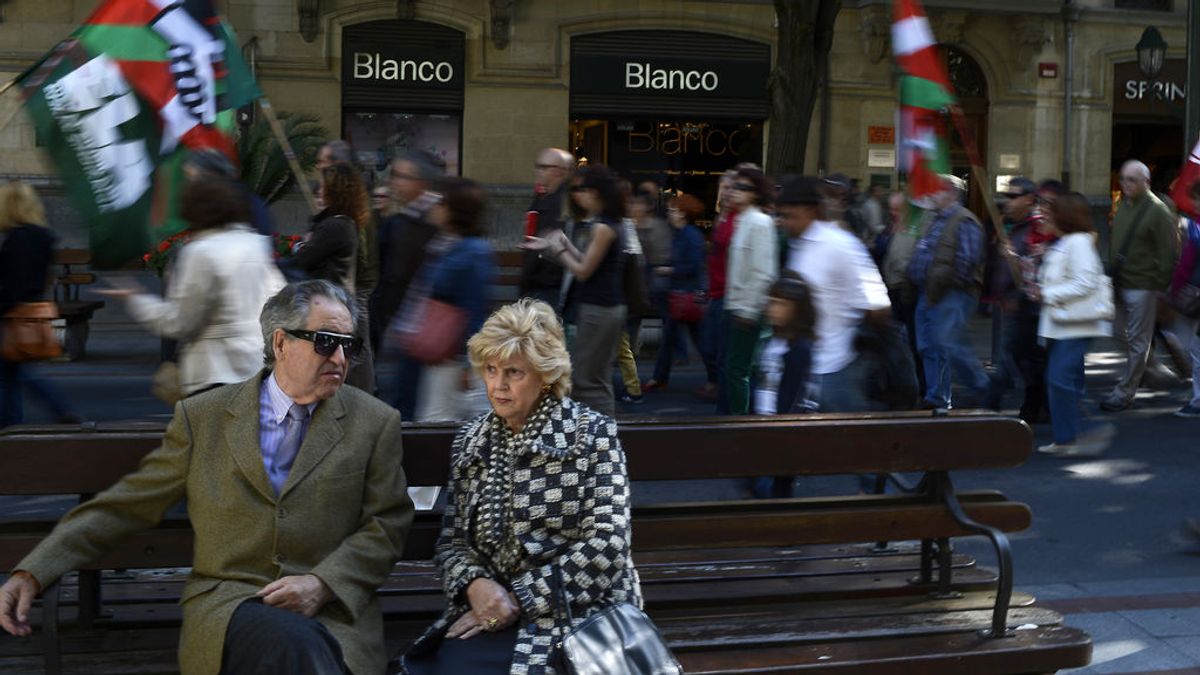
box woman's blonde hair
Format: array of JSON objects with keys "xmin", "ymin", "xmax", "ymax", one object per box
[
  {"xmin": 0, "ymin": 182, "xmax": 47, "ymax": 230},
  {"xmin": 467, "ymin": 299, "xmax": 573, "ymax": 398}
]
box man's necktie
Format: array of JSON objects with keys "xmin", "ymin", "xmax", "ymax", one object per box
[{"xmin": 269, "ymin": 403, "xmax": 309, "ymax": 495}]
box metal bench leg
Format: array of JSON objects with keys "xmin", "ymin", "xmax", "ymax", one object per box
[
  {"xmin": 916, "ymin": 538, "xmax": 934, "ymax": 584},
  {"xmin": 42, "ymin": 581, "xmax": 63, "ymax": 675},
  {"xmin": 78, "ymin": 570, "xmax": 102, "ymax": 627},
  {"xmin": 931, "ymin": 471, "xmax": 1014, "ymax": 639},
  {"xmin": 933, "ymin": 537, "xmax": 962, "ymax": 599}
]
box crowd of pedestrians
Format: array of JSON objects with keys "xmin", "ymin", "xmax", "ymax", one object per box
[{"xmin": 3, "ymin": 141, "xmax": 1199, "ymax": 459}]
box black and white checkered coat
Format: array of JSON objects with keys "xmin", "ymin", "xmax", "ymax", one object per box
[{"xmin": 406, "ymin": 397, "xmax": 641, "ymax": 675}]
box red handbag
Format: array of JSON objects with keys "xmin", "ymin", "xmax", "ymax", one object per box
[
  {"xmin": 667, "ymin": 290, "xmax": 707, "ymax": 323},
  {"xmin": 395, "ymin": 298, "xmax": 467, "ymax": 365}
]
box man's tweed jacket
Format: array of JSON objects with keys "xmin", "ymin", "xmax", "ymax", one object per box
[
  {"xmin": 16, "ymin": 371, "xmax": 415, "ymax": 674},
  {"xmin": 406, "ymin": 396, "xmax": 642, "ymax": 675}
]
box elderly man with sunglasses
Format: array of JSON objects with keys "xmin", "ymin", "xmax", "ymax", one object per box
[{"xmin": 0, "ymin": 280, "xmax": 415, "ymax": 675}]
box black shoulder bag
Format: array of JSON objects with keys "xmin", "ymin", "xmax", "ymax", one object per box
[
  {"xmin": 1105, "ymin": 199, "xmax": 1151, "ymax": 287},
  {"xmin": 552, "ymin": 563, "xmax": 681, "ymax": 675}
]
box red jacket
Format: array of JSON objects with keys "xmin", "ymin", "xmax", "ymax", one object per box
[{"xmin": 708, "ymin": 209, "xmax": 737, "ymax": 299}]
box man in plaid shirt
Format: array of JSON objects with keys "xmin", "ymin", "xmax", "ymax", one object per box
[{"xmin": 908, "ymin": 174, "xmax": 992, "ymax": 411}]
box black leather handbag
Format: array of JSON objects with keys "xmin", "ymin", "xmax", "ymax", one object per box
[{"xmin": 554, "ymin": 567, "xmax": 682, "ymax": 675}]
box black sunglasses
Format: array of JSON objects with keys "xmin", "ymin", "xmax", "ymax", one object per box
[
  {"xmin": 569, "ymin": 185, "xmax": 589, "ymax": 193},
  {"xmin": 732, "ymin": 182, "xmax": 756, "ymax": 192},
  {"xmin": 285, "ymin": 329, "xmax": 363, "ymax": 359}
]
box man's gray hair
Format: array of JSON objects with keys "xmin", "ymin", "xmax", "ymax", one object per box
[
  {"xmin": 1121, "ymin": 159, "xmax": 1151, "ymax": 182},
  {"xmin": 322, "ymin": 140, "xmax": 356, "ymax": 166},
  {"xmin": 398, "ymin": 149, "xmax": 446, "ymax": 182},
  {"xmin": 939, "ymin": 174, "xmax": 967, "ymax": 195},
  {"xmin": 260, "ymin": 280, "xmax": 358, "ymax": 365}
]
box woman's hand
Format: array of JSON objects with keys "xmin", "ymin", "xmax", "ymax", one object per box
[
  {"xmin": 96, "ymin": 279, "xmax": 145, "ymax": 300},
  {"xmin": 521, "ymin": 230, "xmax": 567, "ymax": 255},
  {"xmin": 1025, "ymin": 283, "xmax": 1042, "ymax": 303},
  {"xmin": 445, "ymin": 611, "xmax": 482, "ymax": 640},
  {"xmin": 464, "ymin": 577, "xmax": 521, "ymax": 636},
  {"xmin": 521, "ymin": 235, "xmax": 551, "ymax": 252}
]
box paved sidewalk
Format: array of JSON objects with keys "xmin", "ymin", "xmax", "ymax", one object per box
[{"xmin": 1031, "ymin": 577, "xmax": 1200, "ymax": 673}]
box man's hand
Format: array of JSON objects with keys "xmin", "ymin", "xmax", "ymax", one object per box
[
  {"xmin": 256, "ymin": 574, "xmax": 333, "ymax": 618},
  {"xmin": 465, "ymin": 577, "xmax": 520, "ymax": 635},
  {"xmin": 0, "ymin": 571, "xmax": 42, "ymax": 637}
]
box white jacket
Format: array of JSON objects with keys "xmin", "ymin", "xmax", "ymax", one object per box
[
  {"xmin": 128, "ymin": 225, "xmax": 286, "ymax": 394},
  {"xmin": 1037, "ymin": 232, "xmax": 1112, "ymax": 341},
  {"xmin": 725, "ymin": 206, "xmax": 779, "ymax": 321}
]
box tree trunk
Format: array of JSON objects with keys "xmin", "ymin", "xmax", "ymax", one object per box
[{"xmin": 767, "ymin": 0, "xmax": 842, "ymax": 176}]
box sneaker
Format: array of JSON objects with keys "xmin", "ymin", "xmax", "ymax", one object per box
[
  {"xmin": 618, "ymin": 392, "xmax": 644, "ymax": 404},
  {"xmin": 1099, "ymin": 397, "xmax": 1130, "ymax": 413},
  {"xmin": 1037, "ymin": 442, "xmax": 1070, "ymax": 455},
  {"xmin": 1037, "ymin": 441, "xmax": 1102, "ymax": 458},
  {"xmin": 1175, "ymin": 403, "xmax": 1200, "ymax": 418}
]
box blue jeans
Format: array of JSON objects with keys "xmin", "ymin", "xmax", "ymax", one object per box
[
  {"xmin": 1046, "ymin": 338, "xmax": 1094, "ymax": 444},
  {"xmin": 915, "ymin": 289, "xmax": 990, "ymax": 408},
  {"xmin": 1, "ymin": 359, "xmax": 74, "ymax": 428},
  {"xmin": 701, "ymin": 298, "xmax": 730, "ymax": 413}
]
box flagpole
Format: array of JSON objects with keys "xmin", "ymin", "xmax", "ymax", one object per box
[
  {"xmin": 0, "ymin": 78, "xmax": 23, "ymax": 138},
  {"xmin": 257, "ymin": 97, "xmax": 319, "ymax": 215},
  {"xmin": 947, "ymin": 104, "xmax": 1024, "ymax": 291}
]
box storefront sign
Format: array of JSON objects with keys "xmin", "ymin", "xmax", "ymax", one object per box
[
  {"xmin": 624, "ymin": 62, "xmax": 719, "ymax": 92},
  {"xmin": 341, "ymin": 20, "xmax": 465, "ymax": 108},
  {"xmin": 570, "ymin": 30, "xmax": 771, "ymax": 120},
  {"xmin": 572, "ymin": 54, "xmax": 768, "ymax": 100},
  {"xmin": 351, "ymin": 53, "xmax": 456, "ymax": 84},
  {"xmin": 1113, "ymin": 59, "xmax": 1185, "ymax": 118}
]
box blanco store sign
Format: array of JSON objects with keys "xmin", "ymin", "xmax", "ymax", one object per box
[{"xmin": 352, "ymin": 53, "xmax": 455, "ymax": 84}]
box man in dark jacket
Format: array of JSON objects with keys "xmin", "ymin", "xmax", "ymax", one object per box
[
  {"xmin": 1102, "ymin": 160, "xmax": 1181, "ymax": 412},
  {"xmin": 991, "ymin": 177, "xmax": 1054, "ymax": 422},
  {"xmin": 369, "ymin": 150, "xmax": 445, "ymax": 351},
  {"xmin": 519, "ymin": 148, "xmax": 574, "ymax": 311},
  {"xmin": 369, "ymin": 150, "xmax": 444, "ymax": 417}
]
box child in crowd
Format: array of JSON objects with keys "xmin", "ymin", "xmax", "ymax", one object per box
[
  {"xmin": 748, "ymin": 271, "xmax": 817, "ymax": 499},
  {"xmin": 754, "ymin": 271, "xmax": 817, "ymax": 416}
]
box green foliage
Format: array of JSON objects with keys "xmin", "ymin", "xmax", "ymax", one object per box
[{"xmin": 237, "ymin": 110, "xmax": 329, "ymax": 205}]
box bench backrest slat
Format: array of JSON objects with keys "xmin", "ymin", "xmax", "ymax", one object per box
[{"xmin": 0, "ymin": 415, "xmax": 1030, "ymax": 495}]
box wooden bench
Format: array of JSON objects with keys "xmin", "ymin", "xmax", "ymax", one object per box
[
  {"xmin": 50, "ymin": 249, "xmax": 105, "ymax": 360},
  {"xmin": 0, "ymin": 414, "xmax": 1092, "ymax": 674}
]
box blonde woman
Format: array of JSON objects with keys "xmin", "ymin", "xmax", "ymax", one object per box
[
  {"xmin": 400, "ymin": 299, "xmax": 640, "ymax": 675},
  {"xmin": 0, "ymin": 182, "xmax": 79, "ymax": 427}
]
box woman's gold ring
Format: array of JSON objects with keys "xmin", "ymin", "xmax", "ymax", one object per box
[{"xmin": 486, "ymin": 617, "xmax": 499, "ymax": 630}]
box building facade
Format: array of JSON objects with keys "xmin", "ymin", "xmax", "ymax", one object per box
[{"xmin": 0, "ymin": 0, "xmax": 1189, "ymax": 244}]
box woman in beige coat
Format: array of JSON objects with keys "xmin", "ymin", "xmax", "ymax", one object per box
[{"xmin": 102, "ymin": 174, "xmax": 285, "ymax": 397}]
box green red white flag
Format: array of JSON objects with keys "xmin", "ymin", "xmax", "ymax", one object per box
[
  {"xmin": 18, "ymin": 0, "xmax": 260, "ymax": 268},
  {"xmin": 1172, "ymin": 137, "xmax": 1200, "ymax": 220},
  {"xmin": 893, "ymin": 0, "xmax": 956, "ymax": 206}
]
